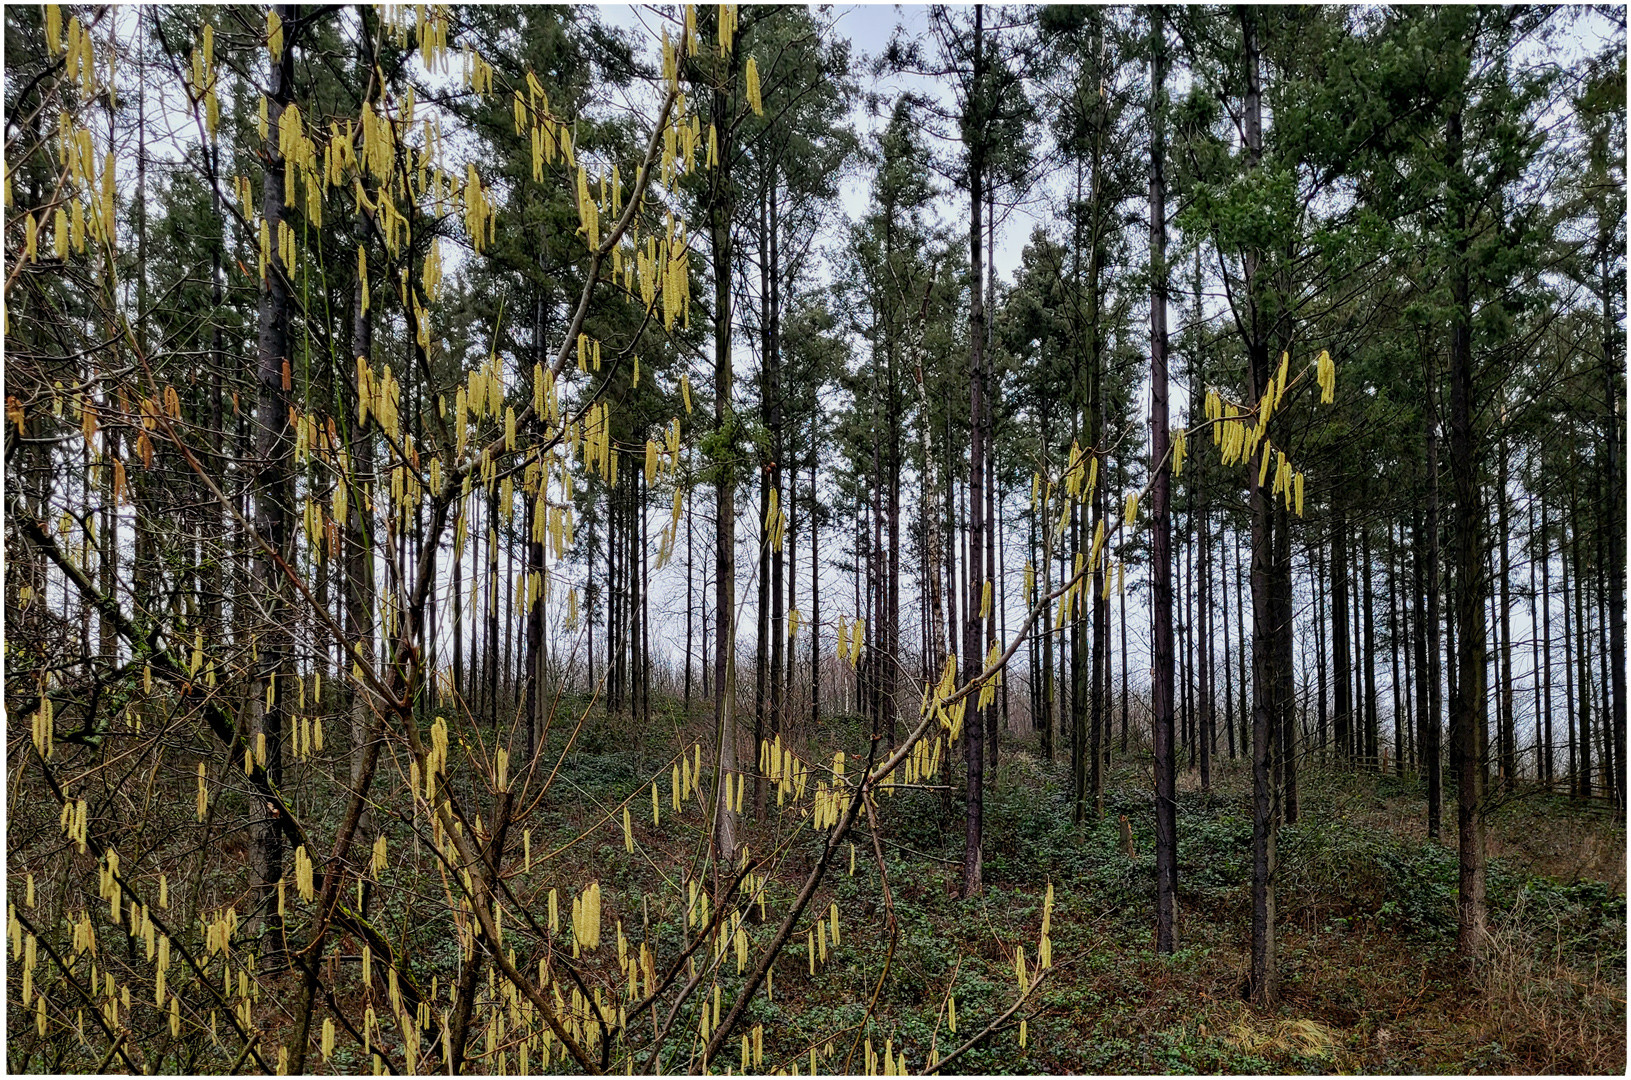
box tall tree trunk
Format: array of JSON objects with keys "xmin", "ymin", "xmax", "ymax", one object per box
[
  {"xmin": 1563, "ymin": 495, "xmax": 1577, "ymax": 791},
  {"xmin": 1447, "ymin": 103, "xmax": 1487, "ymax": 960},
  {"xmin": 1571, "ymin": 469, "xmax": 1592, "ymax": 800},
  {"xmin": 1497, "ymin": 440, "xmax": 1514, "ymax": 784},
  {"xmin": 250, "ymin": 2, "xmax": 298, "ymax": 964},
  {"xmin": 487, "ymin": 488, "xmax": 502, "ymax": 727},
  {"xmin": 1596, "ymin": 528, "xmax": 1614, "ymax": 807},
  {"xmin": 1197, "ymin": 446, "xmax": 1212, "ymax": 794},
  {"xmin": 754, "ymin": 400, "xmax": 770, "ymax": 808},
  {"xmin": 986, "ymin": 181, "xmax": 999, "ymax": 767},
  {"xmin": 754, "ymin": 186, "xmax": 772, "ymax": 772},
  {"xmin": 1534, "ymin": 493, "xmax": 1550, "ymax": 785},
  {"xmin": 1276, "ymin": 500, "xmax": 1297, "ymax": 825},
  {"xmin": 1313, "ymin": 536, "xmax": 1327, "ymax": 757},
  {"xmin": 1236, "ymin": 529, "xmax": 1248, "ymax": 762},
  {"xmin": 1363, "ymin": 518, "xmax": 1379, "ymax": 769},
  {"xmin": 1241, "ymin": 7, "xmax": 1278, "ymax": 1004},
  {"xmin": 522, "ymin": 277, "xmax": 549, "ymax": 763},
  {"xmin": 1332, "ymin": 493, "xmax": 1351, "ymax": 760},
  {"xmin": 1424, "ymin": 364, "xmax": 1445, "ymax": 839},
  {"xmin": 1225, "ymin": 522, "xmax": 1238, "ymax": 761},
  {"xmin": 204, "ymin": 119, "xmax": 226, "ymax": 662},
  {"xmin": 962, "ymin": 2, "xmax": 988, "ymax": 899},
  {"xmin": 707, "ymin": 43, "xmax": 741, "ymax": 869},
  {"xmin": 769, "ymin": 180, "xmax": 787, "ymax": 754},
  {"xmin": 346, "ymin": 217, "xmax": 376, "ymax": 791},
  {"xmin": 1040, "ymin": 459, "xmax": 1055, "ymax": 762},
  {"xmin": 642, "ymin": 468, "xmax": 651, "ymax": 727},
  {"xmin": 810, "ymin": 415, "xmax": 820, "ymax": 728},
  {"xmin": 1390, "ymin": 523, "xmax": 1405, "ymax": 774},
  {"xmin": 1149, "ymin": 3, "xmax": 1178, "ymax": 955},
  {"xmin": 1598, "ymin": 227, "xmax": 1626, "ymax": 815},
  {"xmin": 686, "ymin": 474, "xmax": 694, "ymax": 714},
  {"xmin": 1119, "ymin": 447, "xmax": 1131, "ymax": 755}
]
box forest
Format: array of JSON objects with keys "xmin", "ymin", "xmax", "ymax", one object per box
[{"xmin": 3, "ymin": 3, "xmax": 1626, "ymax": 1075}]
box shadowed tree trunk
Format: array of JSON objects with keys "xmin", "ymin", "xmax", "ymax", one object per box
[
  {"xmin": 1240, "ymin": 6, "xmax": 1279, "ymax": 1005},
  {"xmin": 250, "ymin": 2, "xmax": 298, "ymax": 964},
  {"xmin": 962, "ymin": 2, "xmax": 988, "ymax": 899},
  {"xmin": 1447, "ymin": 101, "xmax": 1487, "ymax": 961},
  {"xmin": 1149, "ymin": 3, "xmax": 1178, "ymax": 956}
]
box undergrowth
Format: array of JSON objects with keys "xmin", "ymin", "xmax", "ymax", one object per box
[{"xmin": 571, "ymin": 706, "xmax": 1626, "ymax": 1075}]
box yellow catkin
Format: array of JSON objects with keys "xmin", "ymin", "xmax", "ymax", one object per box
[
  {"xmin": 266, "ymin": 9, "xmax": 283, "ymax": 62},
  {"xmin": 746, "ymin": 56, "xmax": 763, "ymax": 115}
]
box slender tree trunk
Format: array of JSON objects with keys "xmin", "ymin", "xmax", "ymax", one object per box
[
  {"xmin": 1332, "ymin": 494, "xmax": 1351, "ymax": 761},
  {"xmin": 810, "ymin": 417, "xmax": 820, "ymax": 728},
  {"xmin": 1390, "ymin": 523, "xmax": 1405, "ymax": 774},
  {"xmin": 249, "ymin": 5, "xmax": 298, "ymax": 964},
  {"xmin": 1447, "ymin": 103, "xmax": 1487, "ymax": 960},
  {"xmin": 1497, "ymin": 441, "xmax": 1514, "ymax": 784},
  {"xmin": 1029, "ymin": 501, "xmax": 1041, "ymax": 739},
  {"xmin": 755, "ymin": 188, "xmax": 772, "ymax": 777},
  {"xmin": 1237, "ymin": 529, "xmax": 1248, "ymax": 762},
  {"xmin": 1149, "ymin": 4, "xmax": 1178, "ymax": 955},
  {"xmin": 1277, "ymin": 500, "xmax": 1297, "ymax": 824},
  {"xmin": 1119, "ymin": 553, "xmax": 1130, "ymax": 751},
  {"xmin": 522, "ymin": 278, "xmax": 550, "ymax": 762},
  {"xmin": 641, "ymin": 466, "xmax": 651, "ymax": 727},
  {"xmin": 1532, "ymin": 495, "xmax": 1547, "ymax": 784},
  {"xmin": 1313, "ymin": 537, "xmax": 1327, "ymax": 757},
  {"xmin": 1571, "ymin": 471, "xmax": 1592, "ymax": 801},
  {"xmin": 1598, "ymin": 231, "xmax": 1626, "ymax": 816},
  {"xmin": 754, "ymin": 399, "xmax": 770, "ymax": 811},
  {"xmin": 986, "ymin": 181, "xmax": 999, "ymax": 768},
  {"xmin": 707, "ymin": 43, "xmax": 742, "ymax": 869},
  {"xmin": 204, "ymin": 118, "xmax": 226, "ymax": 662},
  {"xmin": 1240, "ymin": 7, "xmax": 1278, "ymax": 1004},
  {"xmin": 1040, "ymin": 462, "xmax": 1055, "ymax": 762},
  {"xmin": 1424, "ymin": 364, "xmax": 1445, "ymax": 839},
  {"xmin": 686, "ymin": 474, "xmax": 694, "ymax": 715},
  {"xmin": 1181, "ymin": 499, "xmax": 1193, "ymax": 771},
  {"xmin": 1563, "ymin": 498, "xmax": 1577, "ymax": 791},
  {"xmin": 1198, "ymin": 450, "xmax": 1212, "ymax": 793},
  {"xmin": 347, "ymin": 223, "xmax": 376, "ymax": 793},
  {"xmin": 1597, "ymin": 534, "xmax": 1614, "ymax": 807},
  {"xmin": 1071, "ymin": 489, "xmax": 1087, "ymax": 816},
  {"xmin": 961, "ymin": 3, "xmax": 989, "ymax": 899},
  {"xmin": 1363, "ymin": 520, "xmax": 1379, "ymax": 770},
  {"xmin": 1119, "ymin": 447, "xmax": 1131, "ymax": 755},
  {"xmin": 769, "ymin": 179, "xmax": 787, "ymax": 756}
]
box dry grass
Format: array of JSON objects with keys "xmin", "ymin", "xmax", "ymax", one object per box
[
  {"xmin": 1467, "ymin": 893, "xmax": 1628, "ymax": 1074},
  {"xmin": 1226, "ymin": 1014, "xmax": 1338, "ymax": 1058},
  {"xmin": 1322, "ymin": 768, "xmax": 1626, "ymax": 894}
]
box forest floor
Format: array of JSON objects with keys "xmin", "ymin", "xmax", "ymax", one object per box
[
  {"xmin": 538, "ymin": 699, "xmax": 1627, "ymax": 1076},
  {"xmin": 38, "ymin": 696, "xmax": 1620, "ymax": 1075}
]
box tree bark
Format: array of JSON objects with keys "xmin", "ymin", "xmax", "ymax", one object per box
[
  {"xmin": 1447, "ymin": 103, "xmax": 1487, "ymax": 960},
  {"xmin": 1332, "ymin": 492, "xmax": 1351, "ymax": 760},
  {"xmin": 1241, "ymin": 7, "xmax": 1278, "ymax": 1004},
  {"xmin": 250, "ymin": 2, "xmax": 298, "ymax": 964},
  {"xmin": 961, "ymin": 3, "xmax": 988, "ymax": 899},
  {"xmin": 1423, "ymin": 375, "xmax": 1445, "ymax": 838},
  {"xmin": 708, "ymin": 39, "xmax": 742, "ymax": 869},
  {"xmin": 1149, "ymin": 3, "xmax": 1178, "ymax": 956}
]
